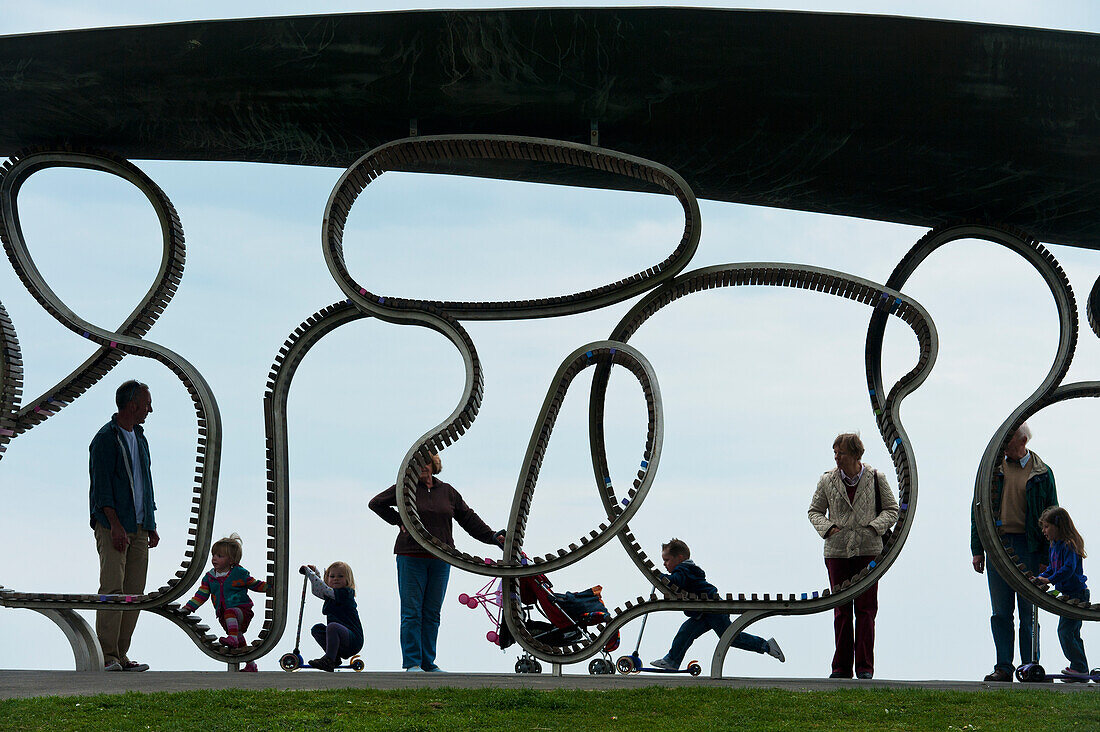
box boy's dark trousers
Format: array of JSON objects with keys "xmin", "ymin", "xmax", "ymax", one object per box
[{"xmin": 667, "ymin": 612, "xmax": 768, "ymax": 666}]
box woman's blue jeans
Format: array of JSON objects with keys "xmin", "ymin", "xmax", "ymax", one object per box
[{"xmin": 397, "ymin": 555, "xmax": 450, "ymax": 670}]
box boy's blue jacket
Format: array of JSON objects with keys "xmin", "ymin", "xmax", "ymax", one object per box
[
  {"xmin": 88, "ymin": 416, "xmax": 156, "ymax": 533},
  {"xmin": 664, "ymin": 560, "xmax": 719, "ymax": 617}
]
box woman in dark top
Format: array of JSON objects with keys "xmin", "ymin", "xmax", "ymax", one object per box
[{"xmin": 369, "ymin": 453, "xmax": 504, "ymax": 672}]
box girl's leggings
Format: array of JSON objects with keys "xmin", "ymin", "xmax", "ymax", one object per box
[
  {"xmin": 311, "ymin": 622, "xmax": 353, "ymax": 662},
  {"xmin": 219, "ymin": 606, "xmax": 254, "ymax": 636}
]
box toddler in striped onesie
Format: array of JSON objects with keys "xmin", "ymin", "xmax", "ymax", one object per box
[{"xmin": 183, "ymin": 533, "xmax": 268, "ymax": 671}]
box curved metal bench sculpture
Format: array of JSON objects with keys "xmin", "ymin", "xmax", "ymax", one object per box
[{"xmin": 0, "ymin": 134, "xmax": 1095, "ymax": 676}]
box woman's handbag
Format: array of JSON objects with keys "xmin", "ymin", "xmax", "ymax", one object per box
[{"xmin": 874, "ymin": 471, "xmax": 896, "ymax": 548}]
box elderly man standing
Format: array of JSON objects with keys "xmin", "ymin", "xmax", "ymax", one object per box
[
  {"xmin": 971, "ymin": 423, "xmax": 1058, "ymax": 682},
  {"xmin": 89, "ymin": 380, "xmax": 159, "ymax": 672}
]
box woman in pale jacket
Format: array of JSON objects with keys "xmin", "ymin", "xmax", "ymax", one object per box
[{"xmin": 808, "ymin": 432, "xmax": 899, "ymax": 680}]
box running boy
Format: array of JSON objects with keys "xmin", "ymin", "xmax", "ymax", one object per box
[{"xmin": 652, "ymin": 538, "xmax": 785, "ymax": 669}]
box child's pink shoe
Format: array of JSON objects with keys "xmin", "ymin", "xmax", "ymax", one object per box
[
  {"xmin": 242, "ymin": 661, "xmax": 258, "ymax": 672},
  {"xmin": 219, "ymin": 636, "xmax": 240, "ymax": 648}
]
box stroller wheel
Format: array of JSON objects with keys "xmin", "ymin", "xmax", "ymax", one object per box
[
  {"xmin": 278, "ymin": 652, "xmax": 300, "ymax": 672},
  {"xmin": 588, "ymin": 659, "xmax": 603, "ymax": 675},
  {"xmin": 532, "ymin": 660, "xmax": 542, "ymax": 673}
]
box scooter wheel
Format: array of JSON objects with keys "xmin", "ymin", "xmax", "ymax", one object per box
[
  {"xmin": 1014, "ymin": 666, "xmax": 1026, "ymax": 682},
  {"xmin": 616, "ymin": 656, "xmax": 635, "ymax": 674},
  {"xmin": 350, "ymin": 658, "xmax": 365, "ymax": 672},
  {"xmin": 687, "ymin": 662, "xmax": 702, "ymax": 677},
  {"xmin": 279, "ymin": 653, "xmax": 300, "ymax": 672},
  {"xmin": 1025, "ymin": 664, "xmax": 1046, "ymax": 683}
]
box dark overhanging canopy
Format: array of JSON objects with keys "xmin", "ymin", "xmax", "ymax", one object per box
[{"xmin": 0, "ymin": 8, "xmax": 1098, "ymax": 247}]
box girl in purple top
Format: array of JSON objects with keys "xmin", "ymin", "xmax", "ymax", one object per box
[{"xmin": 1036, "ymin": 506, "xmax": 1089, "ymax": 678}]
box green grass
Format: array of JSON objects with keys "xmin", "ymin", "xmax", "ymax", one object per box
[{"xmin": 2, "ymin": 687, "xmax": 1098, "ymax": 731}]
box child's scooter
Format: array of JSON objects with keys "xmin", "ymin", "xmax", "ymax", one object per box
[
  {"xmin": 279, "ymin": 566, "xmax": 365, "ymax": 672},
  {"xmin": 1015, "ymin": 598, "xmax": 1100, "ymax": 683},
  {"xmin": 616, "ymin": 614, "xmax": 702, "ymax": 676}
]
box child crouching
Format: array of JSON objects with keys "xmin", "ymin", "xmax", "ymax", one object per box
[{"xmin": 303, "ymin": 561, "xmax": 364, "ymax": 671}]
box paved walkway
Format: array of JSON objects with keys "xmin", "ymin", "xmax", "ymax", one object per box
[{"xmin": 1, "ymin": 671, "xmax": 1095, "ymax": 699}]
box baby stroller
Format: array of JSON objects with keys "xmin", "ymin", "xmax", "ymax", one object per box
[{"xmin": 460, "ymin": 570, "xmax": 621, "ymax": 674}]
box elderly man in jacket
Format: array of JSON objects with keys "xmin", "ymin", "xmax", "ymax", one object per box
[
  {"xmin": 971, "ymin": 423, "xmax": 1057, "ymax": 682},
  {"xmin": 89, "ymin": 380, "xmax": 159, "ymax": 672}
]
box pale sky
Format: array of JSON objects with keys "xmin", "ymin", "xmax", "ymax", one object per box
[{"xmin": 2, "ymin": 1, "xmax": 1099, "ymax": 681}]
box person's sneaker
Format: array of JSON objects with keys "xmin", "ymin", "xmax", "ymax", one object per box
[
  {"xmin": 1062, "ymin": 667, "xmax": 1089, "ymax": 682},
  {"xmin": 242, "ymin": 662, "xmax": 258, "ymax": 673},
  {"xmin": 405, "ymin": 666, "xmax": 424, "ymax": 672},
  {"xmin": 650, "ymin": 657, "xmax": 678, "ymax": 670},
  {"xmin": 984, "ymin": 668, "xmax": 1013, "ymax": 682},
  {"xmin": 103, "ymin": 660, "xmax": 123, "ymax": 672},
  {"xmin": 829, "ymin": 671, "xmax": 850, "ymax": 679},
  {"xmin": 424, "ymin": 666, "xmax": 444, "ymax": 672},
  {"xmin": 766, "ymin": 638, "xmax": 786, "ymax": 662},
  {"xmin": 856, "ymin": 671, "xmax": 873, "ymax": 679},
  {"xmin": 121, "ymin": 660, "xmax": 149, "ymax": 672},
  {"xmin": 308, "ymin": 657, "xmax": 336, "ymax": 672}
]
